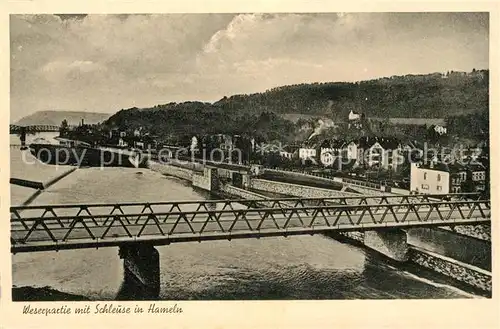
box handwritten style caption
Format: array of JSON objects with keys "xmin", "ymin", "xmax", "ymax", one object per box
[{"xmin": 22, "ymin": 303, "xmax": 183, "ymax": 316}]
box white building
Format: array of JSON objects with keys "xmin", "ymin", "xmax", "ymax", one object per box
[
  {"xmin": 348, "ymin": 110, "xmax": 361, "ymax": 121},
  {"xmin": 434, "ymin": 125, "xmax": 447, "ymax": 135},
  {"xmin": 299, "ymin": 147, "xmax": 317, "ymax": 161},
  {"xmin": 469, "ymin": 163, "xmax": 487, "ymax": 192},
  {"xmin": 319, "ymin": 149, "xmax": 335, "ymax": 167},
  {"xmin": 279, "ymin": 145, "xmax": 298, "ymax": 160},
  {"xmin": 280, "ymin": 151, "xmax": 292, "ymax": 159},
  {"xmin": 346, "ymin": 141, "xmax": 358, "ymax": 161},
  {"xmin": 118, "ymin": 138, "xmax": 128, "ymax": 147},
  {"xmin": 410, "ymin": 162, "xmax": 450, "ymax": 194}
]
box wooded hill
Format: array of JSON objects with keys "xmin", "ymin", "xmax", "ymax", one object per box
[{"xmin": 104, "ymin": 70, "xmax": 489, "ymax": 143}]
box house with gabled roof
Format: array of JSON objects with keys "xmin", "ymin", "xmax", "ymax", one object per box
[
  {"xmin": 356, "ymin": 136, "xmax": 402, "ymax": 170},
  {"xmin": 318, "ymin": 139, "xmax": 344, "ymax": 167},
  {"xmin": 280, "ymin": 144, "xmax": 300, "ymax": 160},
  {"xmin": 299, "ymin": 137, "xmax": 320, "ymax": 163}
]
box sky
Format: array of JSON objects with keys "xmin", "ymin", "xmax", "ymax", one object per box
[{"xmin": 10, "ymin": 12, "xmax": 489, "ymax": 122}]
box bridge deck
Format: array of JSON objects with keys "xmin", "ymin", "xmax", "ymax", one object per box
[
  {"xmin": 10, "ymin": 124, "xmax": 62, "ymax": 133},
  {"xmin": 11, "ymin": 194, "xmax": 490, "ymax": 253}
]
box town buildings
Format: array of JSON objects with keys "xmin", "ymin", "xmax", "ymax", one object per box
[
  {"xmin": 410, "ymin": 160, "xmax": 486, "ymax": 194},
  {"xmin": 296, "ymin": 136, "xmax": 403, "ymax": 170}
]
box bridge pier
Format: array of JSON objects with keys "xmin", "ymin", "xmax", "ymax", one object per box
[
  {"xmin": 363, "ymin": 229, "xmax": 409, "ymax": 262},
  {"xmin": 116, "ymin": 244, "xmax": 160, "ymax": 300},
  {"xmin": 336, "ymin": 229, "xmax": 409, "ymax": 262},
  {"xmin": 192, "ymin": 167, "xmax": 219, "ymax": 191}
]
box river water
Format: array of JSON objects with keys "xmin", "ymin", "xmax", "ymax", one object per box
[{"xmin": 10, "ymin": 136, "xmax": 485, "ymax": 300}]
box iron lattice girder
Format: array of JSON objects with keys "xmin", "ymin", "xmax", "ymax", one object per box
[
  {"xmin": 9, "ymin": 124, "xmax": 60, "ymax": 133},
  {"xmin": 10, "ymin": 194, "xmax": 490, "ymax": 252}
]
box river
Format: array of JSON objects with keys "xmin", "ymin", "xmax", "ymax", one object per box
[{"xmin": 10, "ymin": 136, "xmax": 484, "ymax": 300}]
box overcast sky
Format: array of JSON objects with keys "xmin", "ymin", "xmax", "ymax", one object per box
[{"xmin": 10, "ymin": 13, "xmax": 489, "ymax": 122}]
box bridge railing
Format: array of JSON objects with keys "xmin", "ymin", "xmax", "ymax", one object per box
[
  {"xmin": 10, "ymin": 193, "xmax": 484, "ymax": 227},
  {"xmin": 10, "ymin": 192, "xmax": 483, "ymax": 213},
  {"xmin": 10, "ymin": 194, "xmax": 490, "ymax": 252}
]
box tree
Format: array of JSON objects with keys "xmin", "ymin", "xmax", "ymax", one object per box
[{"xmin": 59, "ymin": 119, "xmax": 69, "ymax": 137}]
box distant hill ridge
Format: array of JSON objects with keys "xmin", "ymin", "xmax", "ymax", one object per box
[
  {"xmin": 15, "ymin": 110, "xmax": 111, "ymax": 126},
  {"xmin": 104, "ymin": 69, "xmax": 488, "ymax": 141}
]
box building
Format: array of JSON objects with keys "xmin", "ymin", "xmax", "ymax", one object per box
[
  {"xmin": 410, "ymin": 162, "xmax": 450, "ymax": 194},
  {"xmin": 298, "ymin": 146, "xmax": 317, "ymax": 162},
  {"xmin": 348, "ymin": 110, "xmax": 364, "ymax": 129},
  {"xmin": 318, "ymin": 139, "xmax": 335, "ymax": 167},
  {"xmin": 298, "ymin": 136, "xmax": 321, "ymax": 163},
  {"xmin": 433, "ymin": 125, "xmax": 447, "ymax": 135},
  {"xmin": 118, "ymin": 138, "xmax": 128, "ymax": 147},
  {"xmin": 280, "ymin": 145, "xmax": 299, "ymax": 160},
  {"xmin": 357, "ymin": 137, "xmax": 401, "ymax": 170},
  {"xmin": 410, "ymin": 161, "xmax": 470, "ymax": 194},
  {"xmin": 467, "ymin": 163, "xmax": 487, "ymax": 192},
  {"xmin": 449, "ymin": 163, "xmax": 468, "ymax": 193},
  {"xmin": 133, "ymin": 128, "xmax": 142, "ymax": 137},
  {"xmin": 345, "ymin": 140, "xmax": 359, "ymax": 162},
  {"xmin": 348, "ymin": 110, "xmax": 361, "ymax": 121}
]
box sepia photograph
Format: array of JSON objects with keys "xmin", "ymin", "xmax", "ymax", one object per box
[{"xmin": 8, "ymin": 11, "xmax": 492, "ymax": 307}]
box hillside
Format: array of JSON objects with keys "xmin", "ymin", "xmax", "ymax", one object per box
[
  {"xmin": 104, "ymin": 70, "xmax": 489, "ymax": 143},
  {"xmin": 211, "ymin": 70, "xmax": 488, "ymax": 119},
  {"xmin": 15, "ymin": 110, "xmax": 111, "ymax": 126},
  {"xmin": 106, "ymin": 104, "xmax": 298, "ymax": 144}
]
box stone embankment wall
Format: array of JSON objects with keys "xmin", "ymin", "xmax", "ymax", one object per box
[
  {"xmin": 220, "ymin": 184, "xmax": 268, "ymax": 201},
  {"xmin": 192, "ymin": 172, "xmax": 210, "ymax": 190},
  {"xmin": 336, "ymin": 231, "xmax": 491, "ymax": 293},
  {"xmin": 219, "ymin": 184, "xmax": 296, "ymax": 208},
  {"xmin": 438, "ymin": 224, "xmax": 491, "ymax": 242},
  {"xmin": 192, "ymin": 168, "xmax": 219, "ymax": 192},
  {"xmin": 333, "ymin": 230, "xmax": 409, "ymax": 262},
  {"xmin": 264, "ymin": 168, "xmax": 394, "ymax": 196},
  {"xmin": 250, "ymin": 179, "xmax": 359, "ymax": 200},
  {"xmin": 147, "ymin": 161, "xmax": 193, "ymax": 181},
  {"xmin": 408, "ymin": 245, "xmax": 492, "ymax": 292}
]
